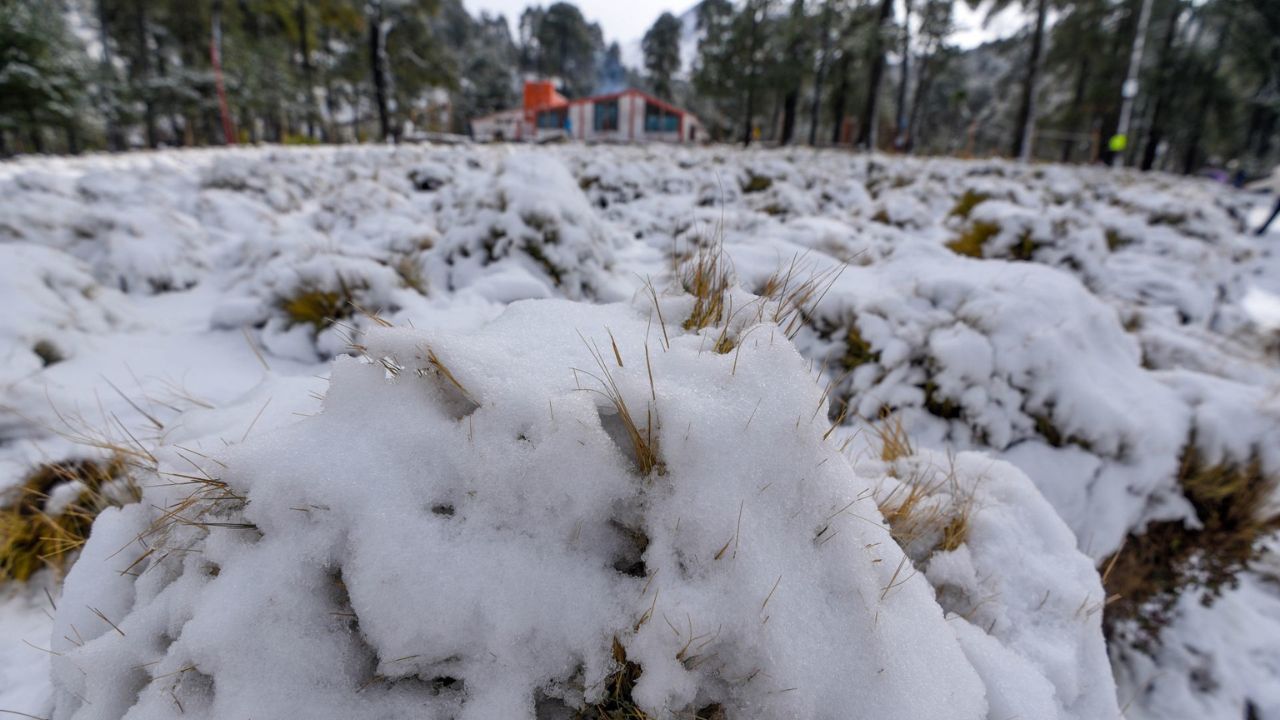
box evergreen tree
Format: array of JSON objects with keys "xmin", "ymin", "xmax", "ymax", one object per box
[
  {"xmin": 522, "ymin": 2, "xmax": 603, "ymax": 97},
  {"xmin": 642, "ymin": 11, "xmax": 682, "ymax": 100},
  {"xmin": 0, "ymin": 0, "xmax": 91, "ymax": 155}
]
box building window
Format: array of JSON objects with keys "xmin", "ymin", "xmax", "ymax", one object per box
[
  {"xmin": 593, "ymin": 100, "xmax": 619, "ymax": 131},
  {"xmin": 536, "ymin": 108, "xmax": 567, "ymax": 129},
  {"xmin": 644, "ymin": 102, "xmax": 679, "ymax": 133}
]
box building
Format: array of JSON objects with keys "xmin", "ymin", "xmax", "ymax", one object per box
[{"xmin": 471, "ymin": 81, "xmax": 702, "ymax": 144}]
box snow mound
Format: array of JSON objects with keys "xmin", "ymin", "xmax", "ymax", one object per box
[
  {"xmin": 434, "ymin": 152, "xmax": 625, "ymax": 302},
  {"xmin": 797, "ymin": 252, "xmax": 1192, "ymax": 558},
  {"xmin": 0, "ymin": 244, "xmax": 130, "ymax": 385},
  {"xmin": 50, "ymin": 297, "xmax": 1117, "ymax": 720}
]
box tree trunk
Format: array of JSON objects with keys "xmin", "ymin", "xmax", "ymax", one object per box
[
  {"xmin": 1140, "ymin": 0, "xmax": 1182, "ymax": 171},
  {"xmin": 1012, "ymin": 0, "xmax": 1048, "ymax": 161},
  {"xmin": 742, "ymin": 3, "xmax": 765, "ymax": 146},
  {"xmin": 27, "ymin": 109, "xmax": 45, "ymax": 153},
  {"xmin": 296, "ymin": 1, "xmax": 319, "ymax": 139},
  {"xmin": 1060, "ymin": 57, "xmax": 1090, "ymax": 163},
  {"xmin": 133, "ymin": 0, "xmax": 158, "ymax": 148},
  {"xmin": 321, "ymin": 24, "xmax": 339, "ymax": 142},
  {"xmin": 830, "ymin": 52, "xmax": 850, "ymax": 145},
  {"xmin": 857, "ymin": 0, "xmax": 895, "ymax": 149},
  {"xmin": 808, "ymin": 2, "xmax": 834, "ymax": 146},
  {"xmin": 96, "ymin": 0, "xmax": 123, "ymax": 151},
  {"xmin": 369, "ymin": 2, "xmax": 392, "ymax": 142},
  {"xmin": 65, "ymin": 123, "xmax": 81, "ymax": 154},
  {"xmin": 893, "ymin": 0, "xmax": 914, "ymax": 151},
  {"xmin": 906, "ymin": 48, "xmax": 935, "ymax": 154},
  {"xmin": 781, "ymin": 90, "xmax": 800, "ymax": 145},
  {"xmin": 780, "ymin": 0, "xmax": 806, "ymax": 145},
  {"xmin": 1181, "ymin": 18, "xmax": 1226, "ymax": 174}
]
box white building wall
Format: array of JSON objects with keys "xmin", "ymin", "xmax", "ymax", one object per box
[
  {"xmin": 476, "ymin": 91, "xmax": 701, "ymax": 144},
  {"xmin": 471, "ymin": 110, "xmax": 523, "ymax": 142}
]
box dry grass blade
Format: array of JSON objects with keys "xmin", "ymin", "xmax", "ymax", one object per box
[
  {"xmin": 576, "ymin": 332, "xmax": 664, "ymax": 477},
  {"xmin": 873, "ymin": 412, "xmax": 913, "ymax": 463},
  {"xmin": 759, "ymin": 254, "xmax": 847, "ymax": 340},
  {"xmin": 424, "ymin": 347, "xmax": 475, "ymax": 404},
  {"xmin": 681, "ymin": 241, "xmax": 733, "ymax": 333}
]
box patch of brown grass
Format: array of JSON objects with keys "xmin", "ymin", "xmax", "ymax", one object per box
[
  {"xmin": 681, "ymin": 243, "xmax": 732, "ymax": 334},
  {"xmin": 873, "ymin": 412, "xmax": 914, "ymax": 463},
  {"xmin": 870, "ymin": 418, "xmax": 975, "ymax": 558},
  {"xmin": 876, "ymin": 462, "xmax": 975, "ymax": 559},
  {"xmin": 279, "ymin": 276, "xmax": 364, "ymax": 332},
  {"xmin": 740, "ymin": 173, "xmax": 772, "ymax": 194},
  {"xmin": 1102, "ymin": 444, "xmax": 1280, "ymax": 647},
  {"xmin": 948, "ymin": 190, "xmax": 991, "ymax": 219},
  {"xmin": 946, "ymin": 221, "xmax": 1000, "ymax": 258},
  {"xmin": 1, "ymin": 456, "xmax": 140, "ymax": 583},
  {"xmin": 841, "ymin": 323, "xmax": 878, "ymax": 372}
]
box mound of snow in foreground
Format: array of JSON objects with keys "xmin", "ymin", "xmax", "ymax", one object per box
[{"xmin": 49, "ymin": 298, "xmax": 1117, "ymax": 720}]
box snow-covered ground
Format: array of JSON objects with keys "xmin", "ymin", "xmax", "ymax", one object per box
[{"xmin": 0, "ymin": 143, "xmax": 1277, "ymax": 719}]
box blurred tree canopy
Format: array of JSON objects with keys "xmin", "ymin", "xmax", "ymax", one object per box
[{"xmin": 0, "ymin": 0, "xmax": 1275, "ymax": 176}]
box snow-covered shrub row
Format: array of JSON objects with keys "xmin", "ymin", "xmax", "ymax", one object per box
[
  {"xmin": 555, "ymin": 144, "xmax": 1280, "ymax": 719},
  {"xmin": 0, "ymin": 163, "xmax": 209, "ymax": 293},
  {"xmin": 49, "ymin": 296, "xmax": 1119, "ymax": 720},
  {"xmin": 2, "ymin": 143, "xmax": 1277, "ymax": 720},
  {"xmin": 0, "ymin": 146, "xmax": 632, "ymax": 362}
]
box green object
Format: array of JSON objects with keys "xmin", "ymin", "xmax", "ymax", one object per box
[{"xmin": 1109, "ymin": 134, "xmax": 1128, "ymax": 152}]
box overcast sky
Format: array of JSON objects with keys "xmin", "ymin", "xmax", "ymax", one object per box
[
  {"xmin": 461, "ymin": 0, "xmax": 1022, "ymax": 53},
  {"xmin": 462, "ymin": 0, "xmax": 687, "ymax": 47}
]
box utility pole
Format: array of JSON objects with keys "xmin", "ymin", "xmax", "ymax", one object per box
[{"xmin": 1111, "ymin": 0, "xmax": 1154, "ymax": 167}]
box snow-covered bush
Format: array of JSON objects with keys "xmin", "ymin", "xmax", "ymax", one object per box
[
  {"xmin": 48, "ymin": 296, "xmax": 1119, "ymax": 720},
  {"xmin": 0, "ymin": 166, "xmax": 208, "ymax": 293},
  {"xmin": 433, "ymin": 153, "xmax": 625, "ymax": 302}
]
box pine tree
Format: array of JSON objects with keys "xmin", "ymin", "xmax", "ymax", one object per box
[
  {"xmin": 642, "ymin": 12, "xmax": 682, "ymax": 100},
  {"xmin": 0, "ymin": 0, "xmax": 91, "ymax": 155}
]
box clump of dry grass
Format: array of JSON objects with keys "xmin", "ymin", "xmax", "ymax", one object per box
[
  {"xmin": 946, "ymin": 221, "xmax": 1000, "ymax": 258},
  {"xmin": 279, "ymin": 276, "xmax": 365, "ymax": 332},
  {"xmin": 876, "ymin": 464, "xmax": 975, "ymax": 559},
  {"xmin": 1104, "ymin": 228, "xmax": 1132, "ymax": 251},
  {"xmin": 870, "ymin": 417, "xmax": 975, "ymax": 558},
  {"xmin": 393, "ymin": 254, "xmax": 428, "ymax": 294},
  {"xmin": 583, "ymin": 637, "xmax": 651, "ymax": 719},
  {"xmin": 1008, "ymin": 230, "xmax": 1038, "ymax": 261},
  {"xmin": 948, "ymin": 190, "xmax": 991, "ymax": 219},
  {"xmin": 0, "ymin": 456, "xmax": 141, "ymax": 583},
  {"xmin": 33, "ymin": 339, "xmax": 64, "ymax": 367},
  {"xmin": 840, "ymin": 322, "xmax": 878, "ymax": 372},
  {"xmin": 579, "ymin": 638, "xmax": 726, "ymax": 719},
  {"xmin": 681, "ymin": 242, "xmax": 733, "ymax": 335},
  {"xmin": 874, "ymin": 413, "xmax": 914, "ymax": 463},
  {"xmin": 740, "ymin": 173, "xmax": 772, "ymax": 194},
  {"xmin": 578, "ymin": 334, "xmax": 664, "ymax": 477},
  {"xmin": 1103, "ymin": 443, "xmax": 1280, "ymax": 647},
  {"xmin": 675, "ymin": 241, "xmax": 843, "ymax": 358},
  {"xmin": 754, "ymin": 255, "xmax": 843, "ymax": 341}
]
